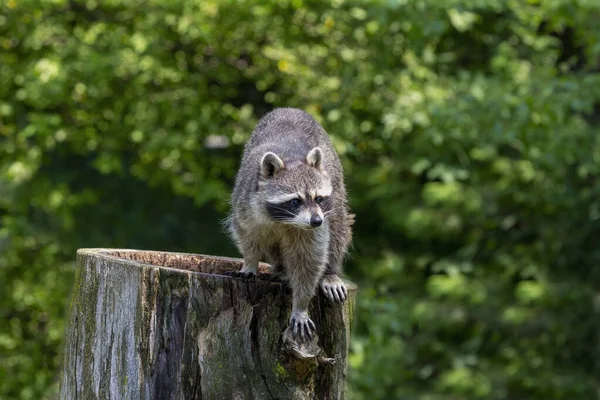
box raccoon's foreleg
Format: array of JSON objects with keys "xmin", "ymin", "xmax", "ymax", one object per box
[
  {"xmin": 224, "ymin": 215, "xmax": 260, "ymax": 279},
  {"xmin": 321, "ymin": 246, "xmax": 347, "ymax": 301},
  {"xmin": 319, "ymin": 211, "xmax": 351, "ymax": 302},
  {"xmin": 239, "ymin": 249, "xmax": 261, "ymax": 278},
  {"xmin": 287, "ymin": 262, "xmax": 324, "ymax": 341},
  {"xmin": 230, "ymin": 235, "xmax": 262, "ymax": 279},
  {"xmin": 320, "ymin": 257, "xmax": 347, "ymax": 302}
]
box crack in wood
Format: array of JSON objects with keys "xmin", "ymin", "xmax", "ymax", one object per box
[{"xmin": 250, "ymin": 301, "xmax": 277, "ymax": 400}]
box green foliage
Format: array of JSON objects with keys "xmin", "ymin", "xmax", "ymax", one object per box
[{"xmin": 1, "ymin": 0, "xmax": 599, "ymax": 398}]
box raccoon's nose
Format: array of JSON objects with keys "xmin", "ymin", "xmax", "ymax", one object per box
[{"xmin": 310, "ymin": 214, "xmax": 323, "ymax": 227}]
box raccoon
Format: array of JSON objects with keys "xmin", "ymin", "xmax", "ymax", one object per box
[{"xmin": 226, "ymin": 107, "xmax": 352, "ymax": 342}]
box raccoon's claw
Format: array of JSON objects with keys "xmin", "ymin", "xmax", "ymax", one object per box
[
  {"xmin": 289, "ymin": 311, "xmax": 316, "ymax": 342},
  {"xmin": 320, "ymin": 275, "xmax": 348, "ymax": 302},
  {"xmin": 223, "ymin": 270, "xmax": 257, "ymax": 280}
]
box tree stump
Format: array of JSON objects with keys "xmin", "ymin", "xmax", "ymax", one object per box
[{"xmin": 59, "ymin": 249, "xmax": 357, "ymax": 400}]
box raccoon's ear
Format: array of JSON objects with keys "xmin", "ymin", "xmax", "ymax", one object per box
[
  {"xmin": 261, "ymin": 152, "xmax": 285, "ymax": 178},
  {"xmin": 306, "ymin": 147, "xmax": 323, "ymax": 170}
]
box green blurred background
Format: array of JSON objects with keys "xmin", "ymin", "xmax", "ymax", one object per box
[{"xmin": 1, "ymin": 0, "xmax": 600, "ymax": 398}]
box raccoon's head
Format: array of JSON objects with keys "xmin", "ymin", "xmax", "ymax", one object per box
[{"xmin": 258, "ymin": 147, "xmax": 332, "ymax": 229}]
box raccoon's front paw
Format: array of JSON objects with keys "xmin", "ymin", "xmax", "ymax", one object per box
[
  {"xmin": 223, "ymin": 264, "xmax": 257, "ymax": 280},
  {"xmin": 320, "ymin": 274, "xmax": 348, "ymax": 302},
  {"xmin": 289, "ymin": 311, "xmax": 316, "ymax": 342}
]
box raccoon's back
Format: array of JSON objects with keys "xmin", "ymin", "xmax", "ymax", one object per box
[{"xmin": 245, "ymin": 108, "xmax": 334, "ymax": 159}]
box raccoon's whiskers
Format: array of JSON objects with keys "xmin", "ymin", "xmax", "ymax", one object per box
[
  {"xmin": 267, "ymin": 206, "xmax": 296, "ymax": 217},
  {"xmin": 322, "ymin": 209, "xmax": 337, "ymax": 218},
  {"xmin": 269, "ymin": 206, "xmax": 295, "ymax": 213}
]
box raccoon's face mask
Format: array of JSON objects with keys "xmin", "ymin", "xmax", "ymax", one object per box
[{"xmin": 259, "ymin": 148, "xmax": 332, "ymax": 229}]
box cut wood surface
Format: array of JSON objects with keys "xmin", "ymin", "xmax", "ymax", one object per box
[{"xmin": 59, "ymin": 248, "xmax": 357, "ymax": 400}]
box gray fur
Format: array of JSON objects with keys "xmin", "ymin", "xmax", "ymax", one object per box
[{"xmin": 226, "ymin": 107, "xmax": 352, "ymax": 341}]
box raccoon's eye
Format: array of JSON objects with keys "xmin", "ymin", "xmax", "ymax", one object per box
[
  {"xmin": 315, "ymin": 196, "xmax": 324, "ymax": 204},
  {"xmin": 289, "ymin": 198, "xmax": 301, "ymax": 208}
]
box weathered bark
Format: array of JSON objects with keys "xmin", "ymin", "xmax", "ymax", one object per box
[{"xmin": 59, "ymin": 248, "xmax": 357, "ymax": 400}]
